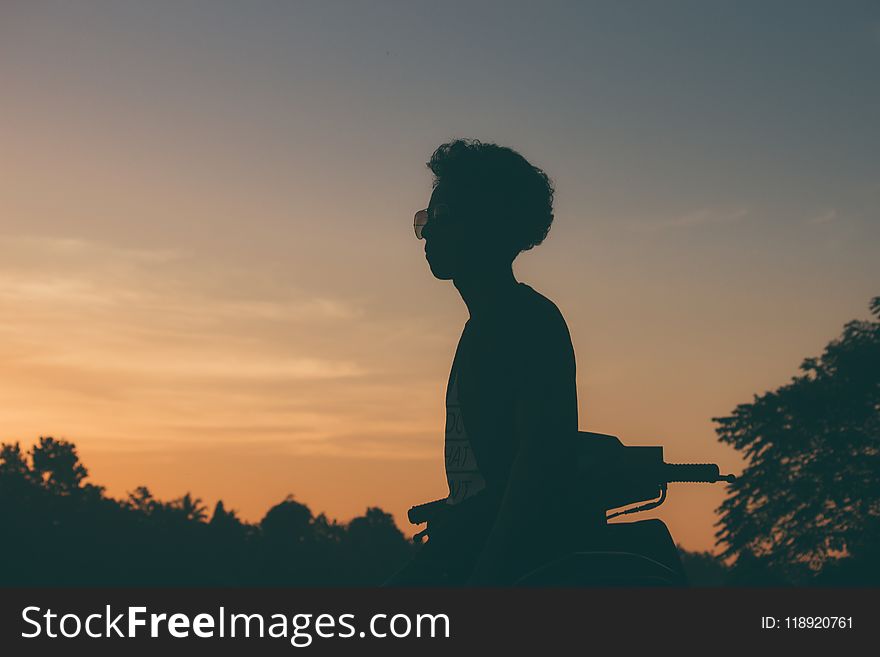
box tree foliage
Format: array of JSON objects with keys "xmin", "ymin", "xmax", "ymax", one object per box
[
  {"xmin": 713, "ymin": 297, "xmax": 880, "ymax": 584},
  {"xmin": 0, "ymin": 437, "xmax": 413, "ymax": 586}
]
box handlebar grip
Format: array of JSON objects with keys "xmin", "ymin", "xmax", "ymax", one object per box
[
  {"xmin": 663, "ymin": 463, "xmax": 722, "ymax": 483},
  {"xmin": 407, "ymin": 499, "xmax": 448, "ymax": 525}
]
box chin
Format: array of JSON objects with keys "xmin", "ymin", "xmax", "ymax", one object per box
[{"xmin": 426, "ymin": 257, "xmax": 454, "ymax": 280}]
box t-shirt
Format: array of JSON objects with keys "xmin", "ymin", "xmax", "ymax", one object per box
[
  {"xmin": 442, "ymin": 283, "xmax": 579, "ymax": 526},
  {"xmin": 444, "ymin": 361, "xmax": 488, "ymax": 505}
]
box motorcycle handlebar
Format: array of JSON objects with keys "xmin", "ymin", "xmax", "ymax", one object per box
[
  {"xmin": 407, "ymin": 460, "xmax": 737, "ymax": 527},
  {"xmin": 407, "ymin": 498, "xmax": 447, "ymax": 525},
  {"xmin": 662, "ymin": 463, "xmax": 736, "ymax": 484}
]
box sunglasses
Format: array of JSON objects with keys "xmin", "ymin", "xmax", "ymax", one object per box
[{"xmin": 413, "ymin": 204, "xmax": 452, "ymax": 240}]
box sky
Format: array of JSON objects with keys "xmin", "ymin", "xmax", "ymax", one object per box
[{"xmin": 0, "ymin": 0, "xmax": 878, "ymax": 552}]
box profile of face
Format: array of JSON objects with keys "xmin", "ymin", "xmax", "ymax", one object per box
[
  {"xmin": 422, "ymin": 183, "xmax": 499, "ymax": 281},
  {"xmin": 422, "ymin": 184, "xmax": 459, "ymax": 280}
]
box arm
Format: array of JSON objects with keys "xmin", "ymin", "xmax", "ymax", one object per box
[{"xmin": 466, "ymin": 322, "xmax": 577, "ymax": 585}]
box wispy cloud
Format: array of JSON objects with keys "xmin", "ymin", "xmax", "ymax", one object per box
[
  {"xmin": 628, "ymin": 207, "xmax": 749, "ymax": 233},
  {"xmin": 0, "ymin": 233, "xmax": 442, "ymax": 466},
  {"xmin": 807, "ymin": 209, "xmax": 837, "ymax": 225},
  {"xmin": 0, "ymin": 234, "xmax": 183, "ymax": 265},
  {"xmin": 0, "ymin": 234, "xmax": 363, "ymax": 323},
  {"xmin": 21, "ymin": 351, "xmax": 365, "ymax": 380}
]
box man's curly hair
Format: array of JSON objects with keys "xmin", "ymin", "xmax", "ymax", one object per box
[{"xmin": 427, "ymin": 139, "xmax": 555, "ymax": 256}]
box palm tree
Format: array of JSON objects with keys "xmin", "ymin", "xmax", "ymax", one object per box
[{"xmin": 175, "ymin": 493, "xmax": 208, "ymax": 523}]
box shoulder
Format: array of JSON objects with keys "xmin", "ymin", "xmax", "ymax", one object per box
[
  {"xmin": 507, "ymin": 284, "xmax": 575, "ymax": 375},
  {"xmin": 514, "ymin": 284, "xmax": 573, "ymax": 342}
]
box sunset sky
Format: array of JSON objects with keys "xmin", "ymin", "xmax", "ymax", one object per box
[{"xmin": 1, "ymin": 1, "xmax": 878, "ymax": 551}]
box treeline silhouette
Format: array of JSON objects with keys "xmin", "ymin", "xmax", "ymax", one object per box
[
  {"xmin": 1, "ymin": 433, "xmax": 873, "ymax": 586},
  {"xmin": 0, "ymin": 435, "xmax": 728, "ymax": 586},
  {"xmin": 0, "ymin": 437, "xmax": 413, "ymax": 586}
]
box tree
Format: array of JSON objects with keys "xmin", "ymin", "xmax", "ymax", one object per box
[
  {"xmin": 342, "ymin": 507, "xmax": 413, "ymax": 585},
  {"xmin": 713, "ymin": 297, "xmax": 880, "ymax": 583},
  {"xmin": 676, "ymin": 547, "xmax": 728, "ymax": 587},
  {"xmin": 260, "ymin": 495, "xmax": 313, "ymax": 546},
  {"xmin": 30, "ymin": 437, "xmax": 90, "ymax": 495},
  {"xmin": 126, "ymin": 486, "xmax": 157, "ymax": 515},
  {"xmin": 173, "ymin": 493, "xmax": 208, "ymax": 523},
  {"xmin": 0, "ymin": 442, "xmax": 31, "ymax": 479}
]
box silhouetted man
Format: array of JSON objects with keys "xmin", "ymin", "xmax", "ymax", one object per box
[{"xmin": 389, "ymin": 139, "xmax": 579, "ymax": 586}]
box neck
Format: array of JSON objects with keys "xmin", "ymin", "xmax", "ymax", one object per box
[{"xmin": 453, "ymin": 263, "xmax": 519, "ymax": 319}]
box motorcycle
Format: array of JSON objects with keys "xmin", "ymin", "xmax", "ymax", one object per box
[{"xmin": 408, "ymin": 431, "xmax": 735, "ymax": 586}]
